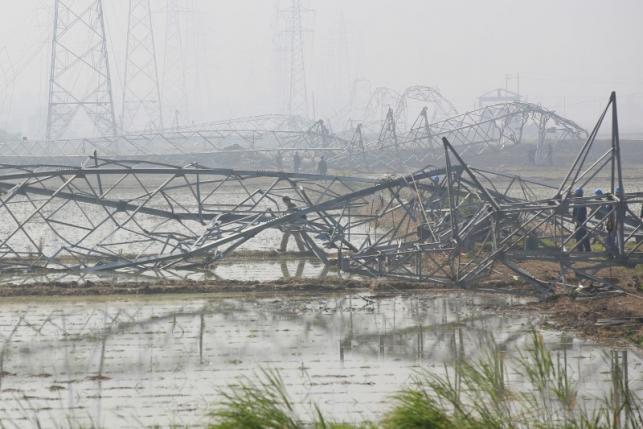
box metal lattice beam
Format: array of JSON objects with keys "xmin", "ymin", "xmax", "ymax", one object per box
[{"xmin": 0, "ymin": 94, "xmax": 638, "ymax": 296}]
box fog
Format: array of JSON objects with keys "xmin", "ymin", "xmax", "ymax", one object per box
[{"xmin": 0, "ymin": 0, "xmax": 642, "ymax": 138}]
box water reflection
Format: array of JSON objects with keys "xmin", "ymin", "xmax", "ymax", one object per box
[
  {"xmin": 0, "ymin": 257, "xmax": 339, "ymax": 287},
  {"xmin": 0, "ymin": 292, "xmax": 639, "ymax": 427}
]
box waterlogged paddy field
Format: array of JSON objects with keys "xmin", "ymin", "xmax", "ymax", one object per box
[
  {"xmin": 0, "ymin": 257, "xmax": 336, "ymax": 285},
  {"xmin": 0, "ymin": 291, "xmax": 641, "ymax": 428}
]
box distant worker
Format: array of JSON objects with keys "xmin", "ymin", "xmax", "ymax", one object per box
[
  {"xmin": 527, "ymin": 149, "xmax": 536, "ymax": 165},
  {"xmin": 279, "ymin": 196, "xmax": 306, "ymax": 252},
  {"xmin": 614, "ymin": 186, "xmax": 625, "ymax": 253},
  {"xmin": 572, "ymin": 188, "xmax": 591, "ymax": 252},
  {"xmin": 318, "ymin": 156, "xmax": 328, "ymax": 176},
  {"xmin": 276, "ymin": 151, "xmax": 283, "ymax": 171},
  {"xmin": 593, "ymin": 188, "xmax": 616, "ymax": 257},
  {"xmin": 546, "ymin": 144, "xmax": 553, "ymax": 165},
  {"xmin": 293, "ymin": 152, "xmax": 301, "ymax": 173}
]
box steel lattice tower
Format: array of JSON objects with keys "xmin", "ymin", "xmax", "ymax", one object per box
[
  {"xmin": 282, "ymin": 0, "xmax": 311, "ymax": 118},
  {"xmin": 46, "ymin": 0, "xmax": 117, "ymax": 140},
  {"xmin": 121, "ymin": 0, "xmax": 164, "ymax": 133},
  {"xmin": 163, "ymin": 0, "xmax": 189, "ymax": 130},
  {"xmin": 0, "ymin": 47, "xmax": 14, "ymax": 130}
]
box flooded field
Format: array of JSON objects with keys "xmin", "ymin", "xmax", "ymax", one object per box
[
  {"xmin": 0, "ymin": 256, "xmax": 337, "ymax": 286},
  {"xmin": 0, "ymin": 289, "xmax": 641, "ymax": 428}
]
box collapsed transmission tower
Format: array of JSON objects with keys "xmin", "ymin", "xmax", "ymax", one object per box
[
  {"xmin": 0, "ymin": 93, "xmax": 640, "ymax": 294},
  {"xmin": 46, "ymin": 0, "xmax": 117, "ymax": 140},
  {"xmin": 121, "ymin": 0, "xmax": 164, "ymax": 133},
  {"xmin": 279, "ymin": 0, "xmax": 312, "ymax": 118}
]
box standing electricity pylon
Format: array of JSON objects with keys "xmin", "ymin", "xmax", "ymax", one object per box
[
  {"xmin": 121, "ymin": 0, "xmax": 164, "ymax": 133},
  {"xmin": 334, "ymin": 13, "xmax": 351, "ymax": 107},
  {"xmin": 279, "ymin": 0, "xmax": 312, "ymax": 119},
  {"xmin": 163, "ymin": 0, "xmax": 189, "ymax": 130},
  {"xmin": 0, "ymin": 47, "xmax": 15, "ymax": 130},
  {"xmin": 46, "ymin": 0, "xmax": 117, "ymax": 140}
]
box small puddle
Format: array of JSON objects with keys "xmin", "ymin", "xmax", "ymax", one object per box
[{"xmin": 0, "ymin": 291, "xmax": 640, "ymax": 427}]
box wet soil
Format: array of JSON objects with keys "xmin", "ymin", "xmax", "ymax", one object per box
[
  {"xmin": 530, "ymin": 291, "xmax": 643, "ymax": 348},
  {"xmin": 486, "ymin": 261, "xmax": 643, "ymax": 348},
  {"xmin": 0, "ymin": 277, "xmax": 417, "ymax": 297},
  {"xmin": 1, "ymin": 267, "xmax": 641, "ymax": 348}
]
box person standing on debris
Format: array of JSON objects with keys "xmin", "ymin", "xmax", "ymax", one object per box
[
  {"xmin": 593, "ymin": 188, "xmax": 617, "ymax": 257},
  {"xmin": 605, "ymin": 193, "xmax": 617, "ymax": 257},
  {"xmin": 318, "ymin": 156, "xmax": 328, "ymax": 176},
  {"xmin": 293, "ymin": 152, "xmax": 301, "ymax": 173},
  {"xmin": 279, "ymin": 196, "xmax": 306, "ymax": 252},
  {"xmin": 614, "ymin": 186, "xmax": 625, "ymax": 252},
  {"xmin": 572, "ymin": 188, "xmax": 591, "ymax": 252},
  {"xmin": 546, "ymin": 144, "xmax": 553, "ymax": 165}
]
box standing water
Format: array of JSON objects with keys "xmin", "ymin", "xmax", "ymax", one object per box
[{"xmin": 0, "ymin": 289, "xmax": 640, "ymax": 427}]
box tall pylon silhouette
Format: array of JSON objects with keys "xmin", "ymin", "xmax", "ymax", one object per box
[
  {"xmin": 279, "ymin": 0, "xmax": 312, "ymax": 119},
  {"xmin": 163, "ymin": 0, "xmax": 189, "ymax": 130},
  {"xmin": 46, "ymin": 0, "xmax": 117, "ymax": 140},
  {"xmin": 121, "ymin": 0, "xmax": 164, "ymax": 133}
]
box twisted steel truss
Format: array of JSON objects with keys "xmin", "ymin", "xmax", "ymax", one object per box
[
  {"xmin": 4, "ymin": 93, "xmax": 585, "ymax": 179},
  {"xmin": 0, "ymin": 117, "xmax": 345, "ymax": 161},
  {"xmin": 334, "ymin": 100, "xmax": 588, "ymax": 170},
  {"xmin": 0, "ymin": 93, "xmax": 640, "ymax": 294}
]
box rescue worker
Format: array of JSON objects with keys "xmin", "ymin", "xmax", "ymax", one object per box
[
  {"xmin": 593, "ymin": 188, "xmax": 616, "ymax": 256},
  {"xmin": 279, "ymin": 196, "xmax": 306, "ymax": 252},
  {"xmin": 546, "ymin": 143, "xmax": 553, "ymax": 165},
  {"xmin": 276, "ymin": 151, "xmax": 283, "ymax": 171},
  {"xmin": 293, "ymin": 152, "xmax": 301, "ymax": 173},
  {"xmin": 318, "ymin": 156, "xmax": 328, "ymax": 176},
  {"xmin": 572, "ymin": 188, "xmax": 591, "ymax": 252},
  {"xmin": 527, "ymin": 149, "xmax": 536, "ymax": 165},
  {"xmin": 615, "ymin": 186, "xmax": 625, "ymax": 252}
]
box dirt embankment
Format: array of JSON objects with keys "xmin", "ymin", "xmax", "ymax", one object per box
[
  {"xmin": 531, "ymin": 292, "xmax": 643, "ymax": 348},
  {"xmin": 2, "ymin": 272, "xmax": 642, "ymax": 348},
  {"xmin": 0, "ymin": 277, "xmax": 426, "ymax": 297}
]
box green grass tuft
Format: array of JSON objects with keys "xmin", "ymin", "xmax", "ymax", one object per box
[
  {"xmin": 208, "ymin": 368, "xmax": 373, "ymax": 429},
  {"xmin": 209, "ymin": 330, "xmax": 642, "ymax": 429}
]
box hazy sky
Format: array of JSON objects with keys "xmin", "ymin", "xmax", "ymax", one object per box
[{"xmin": 0, "ymin": 0, "xmax": 642, "ymax": 137}]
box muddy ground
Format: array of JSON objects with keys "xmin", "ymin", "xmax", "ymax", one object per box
[
  {"xmin": 534, "ymin": 293, "xmax": 643, "ymax": 348},
  {"xmin": 1, "ymin": 270, "xmax": 642, "ymax": 349}
]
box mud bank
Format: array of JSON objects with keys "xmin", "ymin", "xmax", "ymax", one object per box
[
  {"xmin": 0, "ymin": 277, "xmax": 423, "ymax": 297},
  {"xmin": 0, "ymin": 273, "xmax": 544, "ymax": 298},
  {"xmin": 532, "ymin": 293, "xmax": 643, "ymax": 348},
  {"xmin": 2, "ymin": 274, "xmax": 641, "ymax": 348}
]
